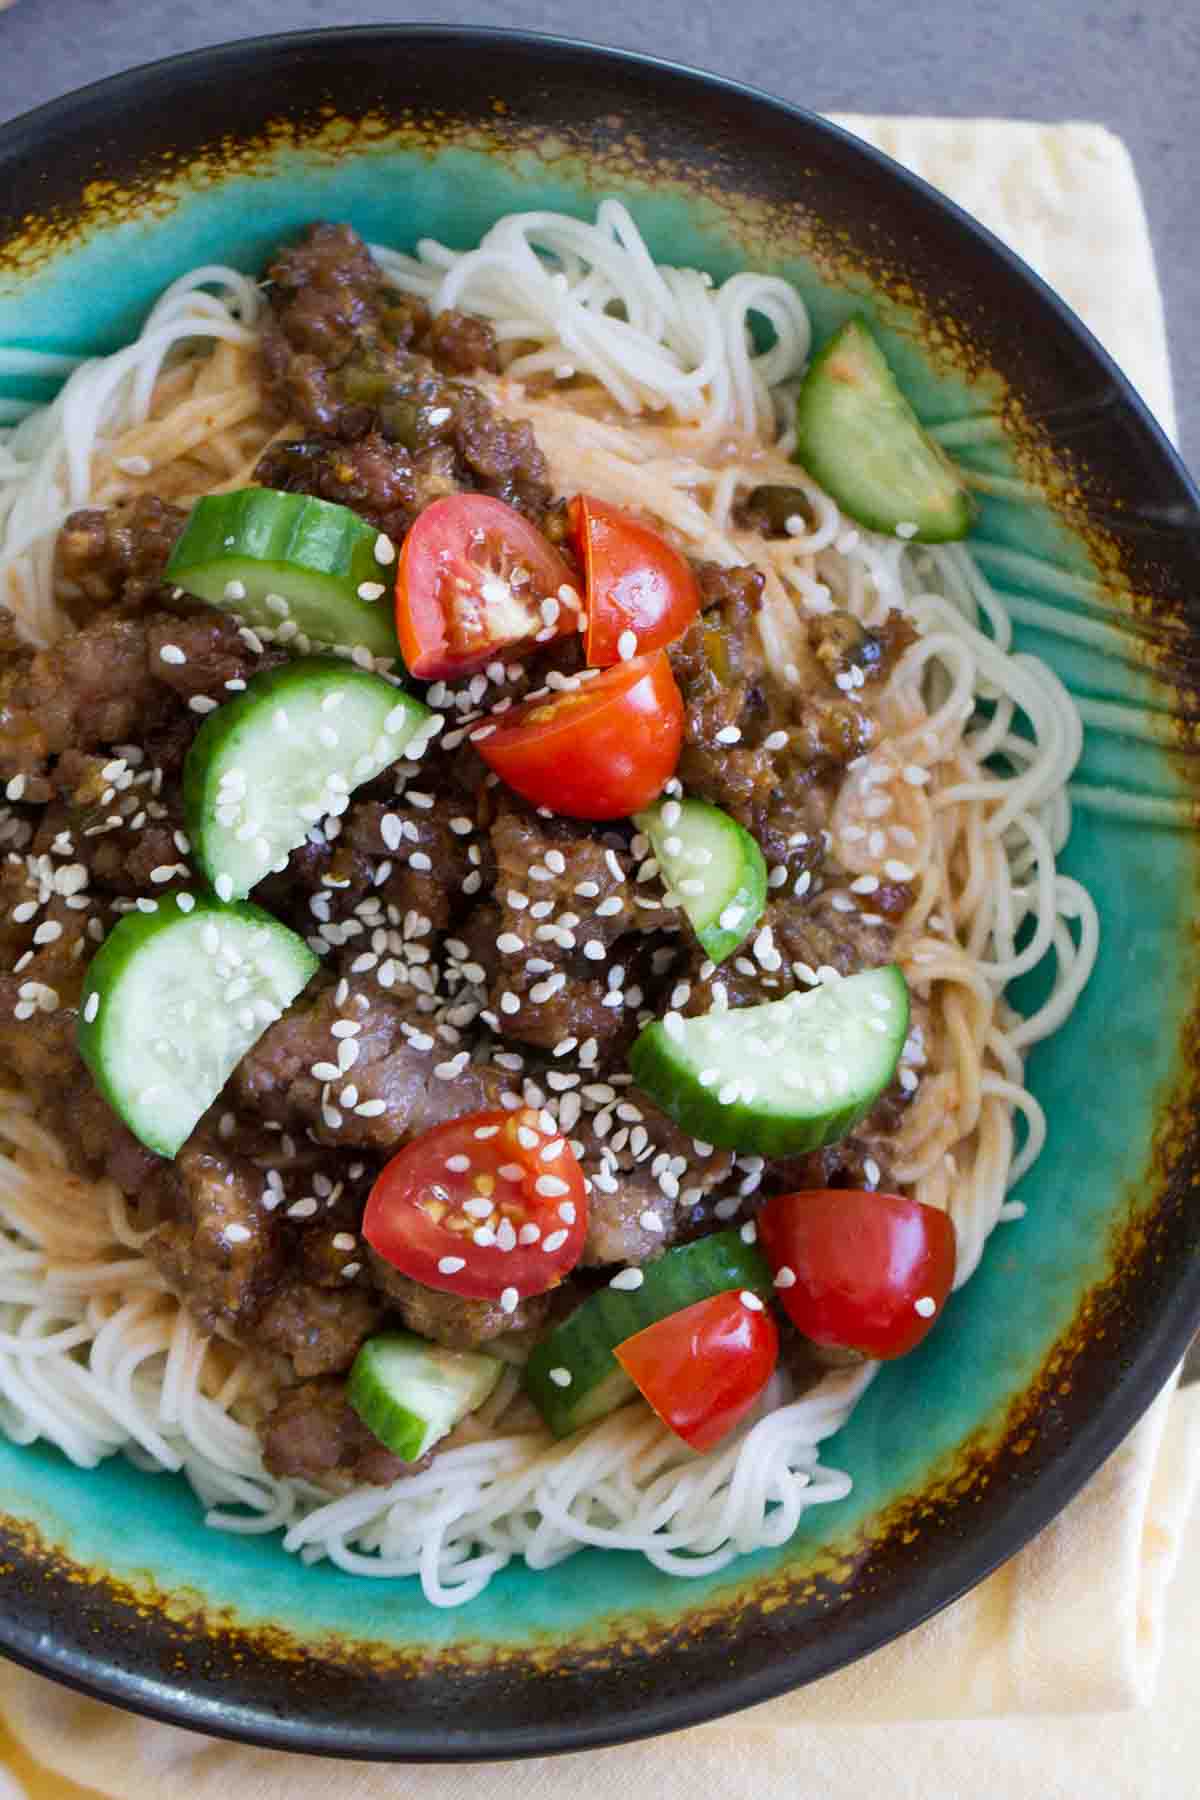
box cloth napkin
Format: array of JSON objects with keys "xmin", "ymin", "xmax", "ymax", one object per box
[{"xmin": 0, "ymin": 118, "xmax": 1192, "ymax": 1798}]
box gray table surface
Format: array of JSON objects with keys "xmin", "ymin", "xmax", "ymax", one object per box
[{"xmin": 0, "ymin": 1, "xmax": 1196, "ymax": 471}]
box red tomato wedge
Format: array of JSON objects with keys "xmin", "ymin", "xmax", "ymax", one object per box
[
  {"xmin": 363, "ymin": 1106, "xmax": 587, "ymax": 1301},
  {"xmin": 395, "ymin": 494, "xmax": 579, "ymax": 681},
  {"xmin": 757, "ymin": 1190, "xmax": 956, "ymax": 1360},
  {"xmin": 615, "ymin": 1289, "xmax": 779, "ymax": 1452},
  {"xmin": 569, "ymin": 495, "xmax": 700, "ymax": 666},
  {"xmin": 473, "ymin": 650, "xmax": 683, "ymax": 819}
]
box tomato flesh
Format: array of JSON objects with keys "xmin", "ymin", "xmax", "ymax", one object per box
[
  {"xmin": 757, "ymin": 1189, "xmax": 956, "ymax": 1360},
  {"xmin": 395, "ymin": 494, "xmax": 578, "ymax": 681},
  {"xmin": 615, "ymin": 1289, "xmax": 779, "ymax": 1452},
  {"xmin": 363, "ymin": 1107, "xmax": 587, "ymax": 1301},
  {"xmin": 569, "ymin": 495, "xmax": 700, "ymax": 666},
  {"xmin": 473, "ymin": 650, "xmax": 683, "ymax": 819}
]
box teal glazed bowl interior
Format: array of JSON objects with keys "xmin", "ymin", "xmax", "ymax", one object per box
[{"xmin": 1, "ymin": 26, "xmax": 1199, "ymax": 1761}]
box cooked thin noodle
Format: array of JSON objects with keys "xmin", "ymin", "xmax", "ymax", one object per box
[{"xmin": 0, "ymin": 207, "xmax": 1099, "ymax": 1602}]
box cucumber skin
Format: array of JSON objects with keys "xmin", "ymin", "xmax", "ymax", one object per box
[
  {"xmin": 636, "ymin": 797, "xmax": 767, "ymax": 966},
  {"xmin": 629, "ymin": 969, "xmax": 911, "ymax": 1157},
  {"xmin": 524, "ymin": 1229, "xmax": 772, "ymax": 1438},
  {"xmin": 182, "ymin": 658, "xmax": 430, "ymax": 899},
  {"xmin": 76, "ymin": 894, "xmax": 318, "ymax": 1159},
  {"xmin": 348, "ymin": 1332, "xmax": 503, "ymax": 1462},
  {"xmin": 794, "ymin": 321, "xmax": 973, "ymax": 545},
  {"xmin": 165, "ymin": 489, "xmax": 401, "ymax": 659}
]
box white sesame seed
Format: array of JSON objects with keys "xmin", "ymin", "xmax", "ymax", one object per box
[
  {"xmin": 82, "ymin": 991, "xmax": 100, "ymax": 1023},
  {"xmin": 548, "ymin": 1367, "xmax": 572, "ymax": 1388},
  {"xmin": 718, "ymin": 904, "xmax": 744, "ymax": 931},
  {"xmin": 438, "ymin": 1255, "xmax": 467, "ymax": 1275},
  {"xmin": 715, "ymin": 725, "xmax": 742, "ymax": 745},
  {"xmin": 914, "ymin": 1295, "xmax": 937, "ymax": 1317},
  {"xmin": 535, "ymin": 1174, "xmax": 569, "ymax": 1198},
  {"xmin": 541, "ymin": 1229, "xmax": 568, "ymax": 1253},
  {"xmin": 214, "ymin": 873, "xmax": 233, "ymax": 902},
  {"xmin": 616, "ymin": 629, "xmax": 638, "ymax": 661},
  {"xmin": 158, "ymin": 644, "xmax": 187, "ymax": 665},
  {"xmin": 189, "ymin": 696, "xmax": 218, "ymax": 715},
  {"xmin": 610, "ymin": 1268, "xmax": 644, "ymax": 1291},
  {"xmin": 288, "ymin": 1198, "xmax": 319, "ymax": 1220},
  {"xmin": 884, "ymin": 859, "xmax": 914, "ymax": 882},
  {"xmin": 740, "ymin": 1290, "xmax": 764, "ymax": 1312},
  {"xmin": 357, "ymin": 581, "xmax": 386, "ymax": 601},
  {"xmin": 773, "ymin": 1266, "xmax": 797, "ymax": 1289},
  {"xmin": 500, "ymin": 1286, "xmax": 520, "ymax": 1314}
]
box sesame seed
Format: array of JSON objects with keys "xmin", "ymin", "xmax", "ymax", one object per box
[
  {"xmin": 438, "ymin": 1255, "xmax": 466, "ymax": 1275},
  {"xmin": 715, "ymin": 725, "xmax": 742, "ymax": 744},
  {"xmin": 288, "ymin": 1198, "xmax": 318, "ymax": 1220},
  {"xmin": 884, "ymin": 859, "xmax": 914, "ymax": 881},
  {"xmin": 357, "ymin": 581, "xmax": 386, "ymax": 601},
  {"xmin": 82, "ymin": 991, "xmax": 100, "ymax": 1023},
  {"xmin": 158, "ymin": 644, "xmax": 187, "ymax": 665},
  {"xmin": 135, "ymin": 897, "xmax": 158, "ymax": 913},
  {"xmin": 610, "ymin": 1268, "xmax": 644, "ymax": 1291},
  {"xmin": 914, "ymin": 1295, "xmax": 937, "ymax": 1317},
  {"xmin": 542, "ymin": 1229, "xmax": 568, "ymax": 1253},
  {"xmin": 189, "ymin": 695, "xmax": 218, "ymax": 715},
  {"xmin": 616, "ymin": 629, "xmax": 638, "ymax": 661},
  {"xmin": 740, "ymin": 1290, "xmax": 764, "ymax": 1311},
  {"xmin": 639, "ymin": 1209, "xmax": 664, "ymax": 1233},
  {"xmin": 535, "ymin": 1174, "xmax": 569, "ymax": 1197},
  {"xmin": 500, "ymin": 1287, "xmax": 520, "ymax": 1314},
  {"xmin": 773, "ymin": 1266, "xmax": 797, "ymax": 1289},
  {"xmin": 718, "ymin": 903, "xmax": 744, "ymax": 931},
  {"xmin": 548, "ymin": 1367, "xmax": 572, "ymax": 1388}
]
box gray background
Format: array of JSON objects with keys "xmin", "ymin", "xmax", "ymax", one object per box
[{"xmin": 0, "ymin": 1, "xmax": 1197, "ymax": 467}]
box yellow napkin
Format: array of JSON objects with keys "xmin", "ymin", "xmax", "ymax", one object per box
[{"xmin": 0, "ymin": 118, "xmax": 1191, "ymax": 1796}]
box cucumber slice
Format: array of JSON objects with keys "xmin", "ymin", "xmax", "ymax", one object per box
[
  {"xmin": 635, "ymin": 796, "xmax": 766, "ymax": 964},
  {"xmin": 165, "ymin": 489, "xmax": 402, "ymax": 660},
  {"xmin": 183, "ymin": 658, "xmax": 432, "ymax": 901},
  {"xmin": 524, "ymin": 1228, "xmax": 772, "ymax": 1437},
  {"xmin": 348, "ymin": 1331, "xmax": 504, "ymax": 1461},
  {"xmin": 794, "ymin": 320, "xmax": 973, "ymax": 543},
  {"xmin": 77, "ymin": 893, "xmax": 318, "ymax": 1158},
  {"xmin": 629, "ymin": 965, "xmax": 910, "ymax": 1157}
]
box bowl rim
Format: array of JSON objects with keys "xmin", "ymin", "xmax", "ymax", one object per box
[{"xmin": 0, "ymin": 20, "xmax": 1199, "ymax": 1764}]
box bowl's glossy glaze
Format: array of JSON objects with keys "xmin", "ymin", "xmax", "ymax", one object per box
[{"xmin": 0, "ymin": 26, "xmax": 1198, "ymax": 1762}]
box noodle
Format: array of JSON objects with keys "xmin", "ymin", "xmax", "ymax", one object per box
[{"xmin": 0, "ymin": 206, "xmax": 1101, "ymax": 1602}]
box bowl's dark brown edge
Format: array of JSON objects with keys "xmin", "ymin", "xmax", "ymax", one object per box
[{"xmin": 0, "ymin": 23, "xmax": 1199, "ymax": 1765}]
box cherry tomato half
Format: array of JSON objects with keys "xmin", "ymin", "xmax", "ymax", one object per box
[
  {"xmin": 363, "ymin": 1106, "xmax": 587, "ymax": 1301},
  {"xmin": 757, "ymin": 1190, "xmax": 956, "ymax": 1360},
  {"xmin": 395, "ymin": 494, "xmax": 578, "ymax": 681},
  {"xmin": 569, "ymin": 495, "xmax": 700, "ymax": 667},
  {"xmin": 473, "ymin": 650, "xmax": 684, "ymax": 819},
  {"xmin": 615, "ymin": 1289, "xmax": 779, "ymax": 1452}
]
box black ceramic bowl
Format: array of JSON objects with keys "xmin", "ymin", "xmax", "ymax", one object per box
[{"xmin": 0, "ymin": 26, "xmax": 1198, "ymax": 1762}]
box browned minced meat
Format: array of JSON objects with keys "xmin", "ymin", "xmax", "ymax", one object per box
[
  {"xmin": 54, "ymin": 496, "xmax": 186, "ymax": 620},
  {"xmin": 261, "ymin": 1376, "xmax": 418, "ymax": 1486},
  {"xmin": 0, "ymin": 222, "xmax": 929, "ymax": 1481},
  {"xmin": 257, "ymin": 222, "xmax": 552, "ymax": 531},
  {"xmin": 369, "ymin": 1258, "xmax": 555, "ymax": 1350}
]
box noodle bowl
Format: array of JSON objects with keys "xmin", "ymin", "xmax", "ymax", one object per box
[{"xmin": 0, "ymin": 203, "xmax": 1097, "ymax": 1604}]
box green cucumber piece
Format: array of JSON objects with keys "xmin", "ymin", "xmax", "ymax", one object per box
[
  {"xmin": 635, "ymin": 796, "xmax": 766, "ymax": 964},
  {"xmin": 524, "ymin": 1228, "xmax": 772, "ymax": 1437},
  {"xmin": 77, "ymin": 893, "xmax": 318, "ymax": 1159},
  {"xmin": 348, "ymin": 1331, "xmax": 503, "ymax": 1461},
  {"xmin": 165, "ymin": 488, "xmax": 401, "ymax": 659},
  {"xmin": 794, "ymin": 320, "xmax": 973, "ymax": 543},
  {"xmin": 629, "ymin": 964, "xmax": 910, "ymax": 1157},
  {"xmin": 183, "ymin": 658, "xmax": 433, "ymax": 901}
]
